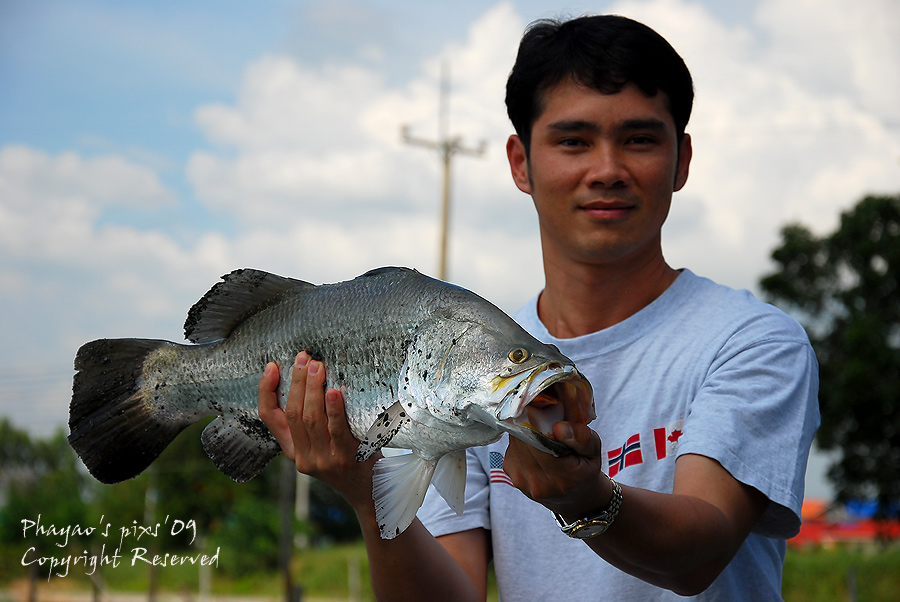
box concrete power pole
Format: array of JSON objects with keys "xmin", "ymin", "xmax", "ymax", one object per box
[{"xmin": 402, "ymin": 60, "xmax": 486, "ymax": 281}]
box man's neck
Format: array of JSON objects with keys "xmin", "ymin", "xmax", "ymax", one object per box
[{"xmin": 537, "ymin": 255, "xmax": 679, "ymax": 339}]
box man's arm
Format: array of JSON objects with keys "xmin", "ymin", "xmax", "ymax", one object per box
[
  {"xmin": 436, "ymin": 529, "xmax": 492, "ymax": 599},
  {"xmin": 258, "ymin": 352, "xmax": 489, "ymax": 602},
  {"xmin": 504, "ymin": 422, "xmax": 767, "ymax": 596}
]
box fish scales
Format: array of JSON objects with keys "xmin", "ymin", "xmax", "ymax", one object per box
[
  {"xmin": 68, "ymin": 267, "xmax": 595, "ymax": 539},
  {"xmin": 266, "ymin": 269, "xmax": 431, "ymax": 441}
]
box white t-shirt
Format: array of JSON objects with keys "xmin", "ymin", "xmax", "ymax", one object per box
[{"xmin": 418, "ymin": 270, "xmax": 820, "ymax": 601}]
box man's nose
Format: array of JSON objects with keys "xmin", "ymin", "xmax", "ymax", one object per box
[{"xmin": 585, "ymin": 146, "xmax": 629, "ymax": 188}]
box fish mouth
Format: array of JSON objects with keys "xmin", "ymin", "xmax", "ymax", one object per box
[{"xmin": 494, "ymin": 363, "xmax": 595, "ymax": 457}]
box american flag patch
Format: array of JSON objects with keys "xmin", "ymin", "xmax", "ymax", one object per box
[{"xmin": 489, "ymin": 451, "xmax": 514, "ymax": 486}]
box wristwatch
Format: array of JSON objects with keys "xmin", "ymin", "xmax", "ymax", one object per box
[{"xmin": 553, "ymin": 477, "xmax": 623, "ymax": 539}]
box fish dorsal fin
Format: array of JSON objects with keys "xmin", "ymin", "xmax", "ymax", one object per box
[
  {"xmin": 357, "ymin": 266, "xmax": 417, "ymax": 279},
  {"xmin": 184, "ymin": 269, "xmax": 314, "ymax": 344}
]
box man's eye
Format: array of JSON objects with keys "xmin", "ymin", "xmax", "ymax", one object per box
[{"xmin": 629, "ymin": 135, "xmax": 656, "ymax": 145}]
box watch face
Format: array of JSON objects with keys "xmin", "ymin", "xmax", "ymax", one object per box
[
  {"xmin": 571, "ymin": 520, "xmax": 609, "ymax": 539},
  {"xmin": 555, "ymin": 478, "xmax": 622, "ymax": 540}
]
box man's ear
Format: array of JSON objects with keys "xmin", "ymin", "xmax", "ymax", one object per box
[
  {"xmin": 506, "ymin": 135, "xmax": 532, "ymax": 194},
  {"xmin": 674, "ymin": 133, "xmax": 692, "ymax": 192}
]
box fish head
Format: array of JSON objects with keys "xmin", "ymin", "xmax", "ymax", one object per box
[
  {"xmin": 410, "ymin": 317, "xmax": 595, "ymax": 457},
  {"xmin": 486, "ymin": 343, "xmax": 595, "ymax": 456}
]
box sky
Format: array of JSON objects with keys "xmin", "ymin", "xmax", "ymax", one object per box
[{"xmin": 1, "ymin": 0, "xmax": 898, "ymax": 499}]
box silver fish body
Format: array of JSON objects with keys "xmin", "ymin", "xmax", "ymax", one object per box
[{"xmin": 69, "ymin": 267, "xmax": 594, "ymax": 538}]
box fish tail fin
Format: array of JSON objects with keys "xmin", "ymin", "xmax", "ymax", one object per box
[
  {"xmin": 372, "ymin": 453, "xmax": 437, "ymax": 539},
  {"xmin": 68, "ymin": 338, "xmax": 194, "ymax": 484}
]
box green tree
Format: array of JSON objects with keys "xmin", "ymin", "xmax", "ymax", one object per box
[
  {"xmin": 209, "ymin": 491, "xmax": 283, "ymax": 576},
  {"xmin": 96, "ymin": 420, "xmax": 295, "ymax": 573},
  {"xmin": 82, "ymin": 418, "xmax": 351, "ymax": 581},
  {"xmin": 0, "ymin": 420, "xmax": 91, "ymax": 590},
  {"xmin": 760, "ymin": 194, "xmax": 900, "ymax": 517}
]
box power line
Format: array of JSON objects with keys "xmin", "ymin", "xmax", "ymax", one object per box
[{"xmin": 402, "ymin": 60, "xmax": 486, "ymax": 281}]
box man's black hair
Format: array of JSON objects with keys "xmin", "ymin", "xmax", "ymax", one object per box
[{"xmin": 505, "ymin": 15, "xmax": 694, "ymax": 154}]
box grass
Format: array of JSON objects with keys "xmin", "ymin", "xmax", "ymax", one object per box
[
  {"xmin": 3, "ymin": 542, "xmax": 898, "ymax": 601},
  {"xmin": 293, "ymin": 542, "xmax": 372, "ymax": 600},
  {"xmin": 783, "ymin": 545, "xmax": 900, "ymax": 602}
]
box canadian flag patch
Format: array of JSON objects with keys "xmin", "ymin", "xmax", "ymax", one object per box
[{"xmin": 653, "ymin": 419, "xmax": 684, "ymax": 460}]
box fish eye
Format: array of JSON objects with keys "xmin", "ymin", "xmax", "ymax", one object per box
[{"xmin": 508, "ymin": 348, "xmax": 529, "ymax": 364}]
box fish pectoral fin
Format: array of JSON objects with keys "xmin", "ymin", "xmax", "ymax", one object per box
[
  {"xmin": 372, "ymin": 453, "xmax": 437, "ymax": 539},
  {"xmin": 201, "ymin": 416, "xmax": 281, "ymax": 482},
  {"xmin": 432, "ymin": 450, "xmax": 467, "ymax": 516},
  {"xmin": 356, "ymin": 401, "xmax": 411, "ymax": 462}
]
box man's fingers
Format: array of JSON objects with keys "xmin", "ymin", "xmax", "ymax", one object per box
[
  {"xmin": 285, "ymin": 352, "xmax": 310, "ymax": 426},
  {"xmin": 324, "ymin": 388, "xmax": 358, "ymax": 451},
  {"xmin": 554, "ymin": 421, "xmax": 603, "ymax": 457},
  {"xmin": 258, "ymin": 352, "xmax": 372, "ymax": 507},
  {"xmin": 288, "ymin": 354, "xmax": 363, "ymax": 474},
  {"xmin": 285, "ymin": 352, "xmax": 315, "ymax": 459},
  {"xmin": 257, "ymin": 361, "xmax": 281, "ymax": 415},
  {"xmin": 299, "ymin": 358, "xmax": 328, "ymax": 446},
  {"xmin": 503, "ymin": 421, "xmax": 606, "ymax": 508},
  {"xmin": 257, "ymin": 361, "xmax": 295, "ymax": 459}
]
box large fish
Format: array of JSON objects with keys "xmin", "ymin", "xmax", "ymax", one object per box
[{"xmin": 69, "ymin": 267, "xmax": 594, "ymax": 538}]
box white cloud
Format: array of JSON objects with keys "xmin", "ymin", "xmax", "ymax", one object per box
[
  {"xmin": 0, "ymin": 145, "xmax": 174, "ymax": 209},
  {"xmin": 610, "ymin": 0, "xmax": 900, "ymax": 289},
  {"xmin": 0, "ymin": 146, "xmax": 176, "ymax": 260},
  {"xmin": 755, "ymin": 0, "xmax": 900, "ymax": 121},
  {"xmin": 187, "ymin": 55, "xmax": 434, "ymax": 221},
  {"xmin": 194, "ymin": 57, "xmax": 386, "ymax": 151},
  {"xmin": 185, "ymin": 1, "xmax": 530, "ymax": 288}
]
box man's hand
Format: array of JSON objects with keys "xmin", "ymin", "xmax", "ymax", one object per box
[
  {"xmin": 506, "ymin": 420, "xmax": 768, "ymax": 595},
  {"xmin": 258, "ymin": 351, "xmax": 377, "ymax": 509},
  {"xmin": 503, "ymin": 421, "xmax": 612, "ymax": 521},
  {"xmin": 259, "ymin": 352, "xmax": 489, "ymax": 602}
]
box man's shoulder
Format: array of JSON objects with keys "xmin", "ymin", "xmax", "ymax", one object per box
[
  {"xmin": 678, "ymin": 270, "xmax": 809, "ymax": 340},
  {"xmin": 509, "ymin": 270, "xmax": 810, "ymax": 348}
]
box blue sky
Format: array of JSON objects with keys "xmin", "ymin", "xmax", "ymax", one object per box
[{"xmin": 2, "ymin": 0, "xmax": 899, "ymax": 499}]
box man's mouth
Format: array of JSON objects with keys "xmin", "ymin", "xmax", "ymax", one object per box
[{"xmin": 579, "ymin": 200, "xmax": 636, "ymax": 220}]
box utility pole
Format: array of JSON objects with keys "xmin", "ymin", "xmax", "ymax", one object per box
[{"xmin": 402, "ymin": 60, "xmax": 486, "ymax": 281}]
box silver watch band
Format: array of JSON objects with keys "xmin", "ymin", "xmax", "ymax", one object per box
[{"xmin": 553, "ymin": 477, "xmax": 623, "ymax": 538}]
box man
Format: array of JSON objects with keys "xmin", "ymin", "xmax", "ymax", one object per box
[{"xmin": 258, "ymin": 14, "xmax": 819, "ymax": 600}]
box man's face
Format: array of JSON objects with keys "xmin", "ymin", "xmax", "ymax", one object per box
[{"xmin": 506, "ymin": 80, "xmax": 692, "ymax": 271}]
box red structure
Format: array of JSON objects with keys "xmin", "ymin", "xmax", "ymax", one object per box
[{"xmin": 790, "ymin": 499, "xmax": 900, "ymax": 548}]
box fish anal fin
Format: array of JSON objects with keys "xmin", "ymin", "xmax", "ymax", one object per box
[
  {"xmin": 431, "ymin": 450, "xmax": 467, "ymax": 516},
  {"xmin": 372, "ymin": 453, "xmax": 436, "ymax": 539},
  {"xmin": 184, "ymin": 269, "xmax": 315, "ymax": 344},
  {"xmin": 356, "ymin": 401, "xmax": 411, "ymax": 462},
  {"xmin": 201, "ymin": 415, "xmax": 281, "ymax": 482}
]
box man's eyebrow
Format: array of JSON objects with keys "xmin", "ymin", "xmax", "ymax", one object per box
[
  {"xmin": 619, "ymin": 118, "xmax": 667, "ymax": 132},
  {"xmin": 545, "ymin": 118, "xmax": 669, "ymax": 134},
  {"xmin": 546, "ymin": 119, "xmax": 601, "ymax": 133}
]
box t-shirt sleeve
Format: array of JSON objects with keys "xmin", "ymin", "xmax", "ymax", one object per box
[
  {"xmin": 677, "ymin": 312, "xmax": 820, "ymax": 539},
  {"xmin": 418, "ymin": 448, "xmax": 492, "ymax": 537}
]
